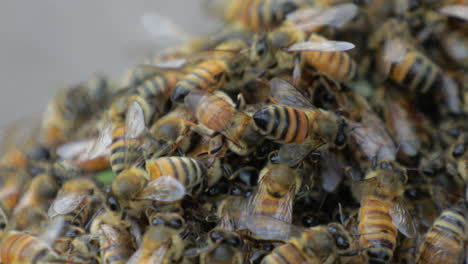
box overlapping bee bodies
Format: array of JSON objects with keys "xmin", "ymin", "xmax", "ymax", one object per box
[{"xmin": 0, "ymin": 0, "xmax": 467, "ymax": 263}]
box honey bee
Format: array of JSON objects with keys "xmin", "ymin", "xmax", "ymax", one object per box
[
  {"xmin": 127, "ymin": 225, "xmax": 185, "ymax": 264},
  {"xmin": 353, "ymin": 160, "xmax": 417, "ymax": 264},
  {"xmin": 111, "ymin": 156, "xmax": 216, "ymax": 210},
  {"xmin": 186, "ymin": 228, "xmax": 244, "ymax": 264},
  {"xmin": 12, "ymin": 173, "xmax": 58, "ymax": 215},
  {"xmin": 249, "ymin": 161, "xmax": 302, "ymax": 224},
  {"xmin": 416, "ymin": 203, "xmax": 467, "ymax": 264},
  {"xmin": 249, "ymin": 4, "xmax": 357, "ymax": 83},
  {"xmin": 40, "ymin": 74, "xmax": 116, "ymax": 147},
  {"xmin": 215, "ymin": 0, "xmax": 301, "ymax": 31},
  {"xmin": 48, "ymin": 177, "xmax": 103, "ymax": 237},
  {"xmin": 90, "ymin": 210, "xmax": 135, "ymax": 264},
  {"xmin": 0, "ymin": 218, "xmax": 67, "ymax": 263},
  {"xmin": 0, "ymin": 167, "xmax": 30, "ymax": 218},
  {"xmin": 446, "ymin": 132, "xmax": 467, "ymax": 182},
  {"xmin": 261, "ymin": 223, "xmax": 354, "ymax": 264},
  {"xmin": 253, "ymin": 78, "xmax": 349, "ymax": 166},
  {"xmin": 185, "ymin": 90, "xmax": 262, "ymax": 156},
  {"xmin": 379, "ymin": 37, "xmax": 462, "ymax": 116},
  {"xmin": 171, "ymin": 39, "xmax": 251, "ymax": 102},
  {"xmin": 149, "ymin": 105, "xmax": 196, "ymax": 157}
]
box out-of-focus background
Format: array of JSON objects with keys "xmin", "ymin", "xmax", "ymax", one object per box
[{"xmin": 0, "ymin": 0, "xmax": 217, "ymax": 127}]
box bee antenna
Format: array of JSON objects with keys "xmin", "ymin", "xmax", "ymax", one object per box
[{"xmin": 338, "ymin": 202, "xmax": 345, "ymax": 225}]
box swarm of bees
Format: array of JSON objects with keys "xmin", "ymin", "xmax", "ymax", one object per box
[{"xmin": 1, "ymin": 0, "xmax": 468, "ymax": 263}]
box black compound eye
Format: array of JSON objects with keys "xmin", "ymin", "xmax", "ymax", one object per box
[
  {"xmin": 453, "ymin": 143, "xmax": 465, "ymax": 158},
  {"xmin": 151, "ymin": 217, "xmax": 165, "ymax": 226},
  {"xmin": 64, "ymin": 228, "xmax": 81, "ymax": 238},
  {"xmin": 405, "ymin": 188, "xmax": 421, "ymax": 200},
  {"xmin": 227, "ymin": 237, "xmax": 242, "ymax": 247},
  {"xmin": 335, "ymin": 133, "xmax": 347, "ymax": 148},
  {"xmin": 0, "ymin": 223, "xmax": 6, "ymax": 229},
  {"xmin": 210, "ymin": 231, "xmax": 223, "ymax": 242},
  {"xmin": 107, "ymin": 196, "xmax": 120, "ymax": 212},
  {"xmin": 335, "ymin": 235, "xmax": 350, "ymax": 249},
  {"xmin": 281, "ymin": 2, "xmax": 299, "ymax": 16},
  {"xmin": 168, "ymin": 218, "xmax": 183, "ymax": 230}
]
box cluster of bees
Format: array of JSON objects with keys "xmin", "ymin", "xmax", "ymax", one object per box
[{"xmin": 0, "ymin": 0, "xmax": 467, "ymax": 263}]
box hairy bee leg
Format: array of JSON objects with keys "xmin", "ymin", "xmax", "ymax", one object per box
[{"xmin": 236, "ymin": 93, "xmax": 246, "ymax": 111}]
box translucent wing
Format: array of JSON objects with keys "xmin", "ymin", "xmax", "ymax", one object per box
[
  {"xmin": 149, "ymin": 243, "xmax": 171, "ymax": 263},
  {"xmin": 287, "ymin": 40, "xmax": 355, "ymax": 52},
  {"xmin": 250, "ymin": 178, "xmax": 294, "ymax": 223},
  {"xmin": 290, "ymin": 3, "xmax": 358, "ymax": 31},
  {"xmin": 270, "ymin": 77, "xmax": 314, "ymax": 109},
  {"xmin": 242, "ymin": 215, "xmax": 305, "ymax": 241},
  {"xmin": 439, "ymin": 5, "xmax": 468, "ymax": 22},
  {"xmin": 135, "ymin": 176, "xmax": 186, "ymax": 202},
  {"xmin": 320, "ymin": 149, "xmax": 346, "ymax": 193},
  {"xmin": 141, "ymin": 13, "xmax": 192, "ymax": 45},
  {"xmin": 383, "ymin": 38, "xmax": 408, "ymax": 63},
  {"xmin": 390, "ymin": 200, "xmax": 417, "ymax": 238},
  {"xmin": 48, "ymin": 194, "xmax": 86, "ymax": 218},
  {"xmin": 278, "ymin": 143, "xmax": 318, "ymax": 167},
  {"xmin": 87, "ymin": 121, "xmax": 113, "ymax": 160},
  {"xmin": 349, "ymin": 119, "xmax": 396, "ymax": 161},
  {"xmin": 184, "ymin": 244, "xmax": 216, "ymax": 258},
  {"xmin": 149, "ymin": 58, "xmax": 188, "ymax": 69},
  {"xmin": 126, "ymin": 101, "xmax": 146, "ymax": 139},
  {"xmin": 39, "ymin": 217, "xmax": 65, "ymax": 246}
]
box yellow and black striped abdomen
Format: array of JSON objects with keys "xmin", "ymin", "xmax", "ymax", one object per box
[
  {"xmin": 146, "ymin": 157, "xmax": 206, "ymax": 195},
  {"xmin": 61, "ymin": 196, "xmax": 95, "ymax": 229},
  {"xmin": 172, "ymin": 60, "xmax": 228, "ymax": 102},
  {"xmin": 261, "ymin": 242, "xmax": 311, "ymax": 264},
  {"xmin": 0, "ymin": 232, "xmax": 55, "ymax": 263},
  {"xmin": 236, "ymin": 0, "xmax": 299, "ymax": 31},
  {"xmin": 253, "ymin": 105, "xmax": 309, "ymax": 144},
  {"xmin": 110, "ymin": 126, "xmax": 142, "ymax": 176},
  {"xmin": 135, "ymin": 73, "xmax": 178, "ymax": 102},
  {"xmin": 359, "ymin": 196, "xmax": 398, "ymax": 264},
  {"xmin": 417, "ymin": 205, "xmax": 467, "ymax": 264},
  {"xmin": 388, "ymin": 51, "xmax": 442, "ymax": 94},
  {"xmin": 304, "ymin": 50, "xmax": 356, "ymax": 82}
]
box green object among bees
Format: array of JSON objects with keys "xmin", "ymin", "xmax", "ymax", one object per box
[{"xmin": 96, "ymin": 169, "xmax": 116, "ymax": 185}]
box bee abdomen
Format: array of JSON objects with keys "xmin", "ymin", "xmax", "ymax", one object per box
[
  {"xmin": 262, "ymin": 243, "xmax": 307, "ymax": 264},
  {"xmin": 360, "ymin": 197, "xmax": 397, "ymax": 263},
  {"xmin": 253, "ymin": 105, "xmax": 308, "ymax": 143}
]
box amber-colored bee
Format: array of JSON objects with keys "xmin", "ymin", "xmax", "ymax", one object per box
[
  {"xmin": 416, "ymin": 203, "xmax": 467, "ymax": 264},
  {"xmin": 249, "ymin": 162, "xmax": 301, "ymax": 224},
  {"xmin": 218, "ymin": 0, "xmax": 301, "ymax": 31},
  {"xmin": 40, "ymin": 74, "xmax": 116, "ymax": 147},
  {"xmin": 0, "ymin": 167, "xmax": 30, "ymax": 218},
  {"xmin": 171, "ymin": 39, "xmax": 250, "ymax": 102},
  {"xmin": 127, "ymin": 225, "xmax": 185, "ymax": 264},
  {"xmin": 253, "ymin": 78, "xmax": 348, "ymax": 166},
  {"xmin": 261, "ymin": 223, "xmax": 353, "ymax": 264},
  {"xmin": 90, "ymin": 210, "xmax": 135, "ymax": 264},
  {"xmin": 353, "ymin": 160, "xmax": 416, "ymax": 264},
  {"xmin": 185, "ymin": 90, "xmax": 262, "ymax": 156}
]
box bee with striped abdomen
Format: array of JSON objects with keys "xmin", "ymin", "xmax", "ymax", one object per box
[
  {"xmin": 353, "ymin": 160, "xmax": 417, "ymax": 264},
  {"xmin": 253, "ymin": 78, "xmax": 349, "ymax": 166},
  {"xmin": 416, "ymin": 203, "xmax": 467, "ymax": 264}
]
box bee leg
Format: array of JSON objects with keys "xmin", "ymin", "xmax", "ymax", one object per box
[
  {"xmin": 236, "ymin": 93, "xmax": 247, "ymax": 111},
  {"xmin": 189, "ymin": 123, "xmax": 217, "ymax": 138}
]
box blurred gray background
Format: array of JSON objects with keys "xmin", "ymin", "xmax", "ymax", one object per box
[{"xmin": 0, "ymin": 0, "xmax": 216, "ymax": 127}]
